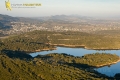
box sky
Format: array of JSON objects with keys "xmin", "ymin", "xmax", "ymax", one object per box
[{"xmin": 0, "ymin": 0, "xmax": 120, "ymax": 18}]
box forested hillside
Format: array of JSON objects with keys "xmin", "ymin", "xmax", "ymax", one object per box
[
  {"xmin": 0, "ymin": 51, "xmax": 115, "ymax": 80},
  {"xmin": 1, "ymin": 30, "xmax": 120, "ymax": 52}
]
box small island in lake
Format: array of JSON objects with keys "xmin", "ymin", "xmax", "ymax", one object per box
[{"xmin": 36, "ymin": 53, "xmax": 120, "ymax": 68}]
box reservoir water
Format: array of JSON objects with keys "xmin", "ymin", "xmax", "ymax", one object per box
[{"xmin": 30, "ymin": 47, "xmax": 120, "ymax": 77}]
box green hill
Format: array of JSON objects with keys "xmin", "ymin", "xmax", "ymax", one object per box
[{"xmin": 0, "ymin": 51, "xmax": 111, "ymax": 80}]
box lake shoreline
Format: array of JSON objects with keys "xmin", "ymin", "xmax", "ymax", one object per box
[
  {"xmin": 31, "ymin": 46, "xmax": 120, "ymax": 69},
  {"xmin": 50, "ymin": 44, "xmax": 120, "ymax": 50},
  {"xmin": 32, "ymin": 45, "xmax": 120, "ymax": 68},
  {"xmin": 35, "ymin": 48, "xmax": 56, "ymax": 52},
  {"xmin": 30, "ymin": 46, "xmax": 120, "ymax": 77},
  {"xmin": 95, "ymin": 58, "xmax": 120, "ymax": 68},
  {"xmin": 29, "ymin": 44, "xmax": 120, "ymax": 54}
]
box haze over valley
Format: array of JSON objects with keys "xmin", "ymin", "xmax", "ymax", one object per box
[{"xmin": 0, "ymin": 14, "xmax": 120, "ymax": 36}]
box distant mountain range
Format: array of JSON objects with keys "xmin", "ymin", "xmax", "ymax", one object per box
[
  {"xmin": 0, "ymin": 14, "xmax": 91, "ymax": 30},
  {"xmin": 32, "ymin": 15, "xmax": 93, "ymax": 21},
  {"xmin": 0, "ymin": 14, "xmax": 19, "ymax": 30},
  {"xmin": 0, "ymin": 14, "xmax": 41, "ymax": 30},
  {"xmin": 0, "ymin": 14, "xmax": 19, "ymax": 22}
]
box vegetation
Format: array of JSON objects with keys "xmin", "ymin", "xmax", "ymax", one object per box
[
  {"xmin": 0, "ymin": 31, "xmax": 55, "ymax": 52},
  {"xmin": 37, "ymin": 53, "xmax": 119, "ymax": 67},
  {"xmin": 0, "ymin": 30, "xmax": 120, "ymax": 79},
  {"xmin": 49, "ymin": 31, "xmax": 120, "ymax": 49},
  {"xmin": 1, "ymin": 51, "xmax": 117, "ymax": 80},
  {"xmin": 1, "ymin": 30, "xmax": 120, "ymax": 53}
]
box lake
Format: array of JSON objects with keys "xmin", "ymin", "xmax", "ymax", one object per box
[{"xmin": 30, "ymin": 47, "xmax": 120, "ymax": 77}]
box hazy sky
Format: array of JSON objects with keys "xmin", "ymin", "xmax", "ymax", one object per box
[{"xmin": 0, "ymin": 0, "xmax": 120, "ymax": 18}]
